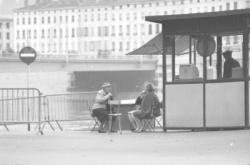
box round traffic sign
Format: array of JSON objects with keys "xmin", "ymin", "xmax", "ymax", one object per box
[
  {"xmin": 197, "ymin": 35, "xmax": 216, "ymax": 57},
  {"xmin": 19, "ymin": 47, "xmax": 37, "ymax": 65}
]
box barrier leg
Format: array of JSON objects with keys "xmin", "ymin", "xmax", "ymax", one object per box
[
  {"xmin": 55, "ymin": 121, "xmax": 63, "ymax": 131},
  {"xmin": 47, "ymin": 121, "xmax": 55, "ymax": 131},
  {"xmin": 4, "ymin": 124, "xmax": 9, "ymax": 131}
]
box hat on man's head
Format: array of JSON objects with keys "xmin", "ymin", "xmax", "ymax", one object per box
[
  {"xmin": 223, "ymin": 50, "xmax": 232, "ymax": 57},
  {"xmin": 101, "ymin": 82, "xmax": 112, "ymax": 88}
]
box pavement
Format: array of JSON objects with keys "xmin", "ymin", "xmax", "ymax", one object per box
[{"xmin": 0, "ymin": 124, "xmax": 250, "ymax": 165}]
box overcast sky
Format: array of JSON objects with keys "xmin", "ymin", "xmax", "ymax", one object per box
[{"xmin": 0, "ymin": 0, "xmax": 34, "ymax": 17}]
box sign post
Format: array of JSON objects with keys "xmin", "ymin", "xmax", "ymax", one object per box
[{"xmin": 19, "ymin": 47, "xmax": 37, "ymax": 131}]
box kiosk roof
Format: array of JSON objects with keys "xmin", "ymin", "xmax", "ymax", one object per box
[{"xmin": 146, "ymin": 9, "xmax": 250, "ymax": 35}]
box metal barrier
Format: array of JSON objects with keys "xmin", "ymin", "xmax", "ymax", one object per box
[
  {"xmin": 41, "ymin": 91, "xmax": 96, "ymax": 131},
  {"xmin": 0, "ymin": 88, "xmax": 42, "ymax": 134}
]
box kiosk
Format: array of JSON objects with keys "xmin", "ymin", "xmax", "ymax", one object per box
[{"xmin": 144, "ymin": 9, "xmax": 250, "ymax": 131}]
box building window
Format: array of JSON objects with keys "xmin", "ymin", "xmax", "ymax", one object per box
[
  {"xmin": 28, "ymin": 18, "xmax": 31, "ymax": 24},
  {"xmin": 60, "ymin": 28, "xmax": 63, "ymax": 38},
  {"xmin": 112, "ymin": 14, "xmax": 115, "ymax": 21},
  {"xmin": 134, "ymin": 13, "xmax": 137, "ymax": 20},
  {"xmin": 211, "ymin": 6, "xmax": 215, "ymax": 12},
  {"xmin": 141, "ymin": 24, "xmax": 145, "ymax": 35},
  {"xmin": 34, "ymin": 30, "xmax": 37, "ymax": 39},
  {"xmin": 54, "ymin": 16, "xmax": 56, "ymax": 23},
  {"xmin": 219, "ymin": 5, "xmax": 222, "ymax": 11},
  {"xmin": 42, "ymin": 30, "xmax": 45, "ymax": 39},
  {"xmin": 17, "ymin": 18, "xmax": 19, "ymax": 25},
  {"xmin": 126, "ymin": 25, "xmax": 130, "ymax": 35},
  {"xmin": 98, "ymin": 27, "xmax": 102, "ymax": 37},
  {"xmin": 226, "ymin": 3, "xmax": 230, "ymax": 10},
  {"xmin": 119, "ymin": 25, "xmax": 122, "ymax": 36},
  {"xmin": 119, "ymin": 14, "xmax": 122, "ymax": 21},
  {"xmin": 72, "ymin": 16, "xmax": 75, "ymax": 23},
  {"xmin": 6, "ymin": 32, "xmax": 10, "ymax": 40},
  {"xmin": 83, "ymin": 27, "xmax": 89, "ymax": 37},
  {"xmin": 133, "ymin": 24, "xmax": 137, "ymax": 36},
  {"xmin": 97, "ymin": 13, "xmax": 101, "ymax": 21},
  {"xmin": 148, "ymin": 24, "xmax": 152, "ymax": 35},
  {"xmin": 104, "ymin": 26, "xmax": 108, "ymax": 36},
  {"xmin": 126, "ymin": 41, "xmax": 130, "ymax": 51},
  {"xmin": 234, "ymin": 2, "xmax": 238, "ymax": 9},
  {"xmin": 22, "ymin": 18, "xmax": 25, "ymax": 24},
  {"xmin": 6, "ymin": 23, "xmax": 10, "ymax": 29},
  {"xmin": 28, "ymin": 30, "xmax": 31, "ymax": 39},
  {"xmin": 34, "ymin": 17, "xmax": 37, "ymax": 24},
  {"xmin": 126, "ymin": 13, "xmax": 130, "ymax": 21},
  {"xmin": 48, "ymin": 17, "xmax": 50, "ymax": 24},
  {"xmin": 22, "ymin": 30, "xmax": 26, "ymax": 39},
  {"xmin": 104, "ymin": 13, "xmax": 108, "ymax": 21},
  {"xmin": 72, "ymin": 28, "xmax": 75, "ymax": 38},
  {"xmin": 54, "ymin": 29, "xmax": 57, "ymax": 38},
  {"xmin": 112, "ymin": 42, "xmax": 115, "ymax": 51},
  {"xmin": 119, "ymin": 42, "xmax": 123, "ymax": 51},
  {"xmin": 17, "ymin": 31, "xmax": 20, "ymax": 39},
  {"xmin": 91, "ymin": 14, "xmax": 94, "ymax": 21},
  {"xmin": 111, "ymin": 26, "xmax": 115, "ymax": 36},
  {"xmin": 48, "ymin": 29, "xmax": 50, "ymax": 38},
  {"xmin": 65, "ymin": 16, "xmax": 68, "ymax": 23},
  {"xmin": 60, "ymin": 16, "xmax": 63, "ymax": 23},
  {"xmin": 156, "ymin": 24, "xmax": 160, "ymax": 34},
  {"xmin": 42, "ymin": 17, "xmax": 44, "ymax": 24}
]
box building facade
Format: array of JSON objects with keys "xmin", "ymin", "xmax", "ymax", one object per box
[
  {"xmin": 0, "ymin": 18, "xmax": 14, "ymax": 56},
  {"xmin": 13, "ymin": 0, "xmax": 247, "ymax": 57}
]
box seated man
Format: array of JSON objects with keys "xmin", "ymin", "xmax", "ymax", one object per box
[{"xmin": 92, "ymin": 82, "xmax": 113, "ymax": 133}]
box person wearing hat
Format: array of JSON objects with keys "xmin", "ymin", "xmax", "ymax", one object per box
[
  {"xmin": 223, "ymin": 50, "xmax": 240, "ymax": 79},
  {"xmin": 92, "ymin": 82, "xmax": 113, "ymax": 133}
]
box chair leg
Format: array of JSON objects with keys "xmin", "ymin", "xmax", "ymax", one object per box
[
  {"xmin": 118, "ymin": 116, "xmax": 122, "ymax": 134},
  {"xmin": 108, "ymin": 116, "xmax": 112, "ymax": 133}
]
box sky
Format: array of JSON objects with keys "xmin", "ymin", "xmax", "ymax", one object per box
[{"xmin": 0, "ymin": 0, "xmax": 32, "ymax": 18}]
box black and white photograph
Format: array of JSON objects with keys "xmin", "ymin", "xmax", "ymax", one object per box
[{"xmin": 0, "ymin": 0, "xmax": 250, "ymax": 164}]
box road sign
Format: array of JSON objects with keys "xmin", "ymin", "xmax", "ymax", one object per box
[
  {"xmin": 19, "ymin": 47, "xmax": 37, "ymax": 65},
  {"xmin": 197, "ymin": 35, "xmax": 216, "ymax": 57}
]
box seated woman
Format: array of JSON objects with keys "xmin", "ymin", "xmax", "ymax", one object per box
[
  {"xmin": 92, "ymin": 82, "xmax": 113, "ymax": 133},
  {"xmin": 128, "ymin": 90, "xmax": 146, "ymax": 131},
  {"xmin": 128, "ymin": 83, "xmax": 160, "ymax": 132}
]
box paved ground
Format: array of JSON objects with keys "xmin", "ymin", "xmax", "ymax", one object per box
[{"xmin": 0, "ymin": 125, "xmax": 250, "ymax": 165}]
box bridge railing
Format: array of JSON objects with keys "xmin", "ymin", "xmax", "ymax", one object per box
[{"xmin": 0, "ymin": 53, "xmax": 155, "ymax": 61}]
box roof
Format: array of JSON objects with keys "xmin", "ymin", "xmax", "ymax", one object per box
[
  {"xmin": 0, "ymin": 18, "xmax": 13, "ymax": 22},
  {"xmin": 14, "ymin": 0, "xmax": 173, "ymax": 12},
  {"xmin": 127, "ymin": 33, "xmax": 191, "ymax": 55},
  {"xmin": 146, "ymin": 8, "xmax": 250, "ymax": 35}
]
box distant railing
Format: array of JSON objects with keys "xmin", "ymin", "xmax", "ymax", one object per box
[{"xmin": 0, "ymin": 53, "xmax": 155, "ymax": 61}]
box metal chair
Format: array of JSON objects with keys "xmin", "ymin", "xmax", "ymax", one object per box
[
  {"xmin": 108, "ymin": 100, "xmax": 122, "ymax": 134},
  {"xmin": 87, "ymin": 100, "xmax": 100, "ymax": 131},
  {"xmin": 143, "ymin": 107, "xmax": 163, "ymax": 131}
]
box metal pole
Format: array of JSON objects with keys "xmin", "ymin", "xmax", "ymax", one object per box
[
  {"xmin": 194, "ymin": 39, "xmax": 197, "ymax": 65},
  {"xmin": 162, "ymin": 24, "xmax": 167, "ymax": 132},
  {"xmin": 27, "ymin": 65, "xmax": 30, "ymax": 131},
  {"xmin": 189, "ymin": 36, "xmax": 192, "ymax": 64},
  {"xmin": 172, "ymin": 36, "xmax": 175, "ymax": 81},
  {"xmin": 243, "ymin": 30, "xmax": 249, "ymax": 128},
  {"xmin": 216, "ymin": 36, "xmax": 222, "ymax": 79}
]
